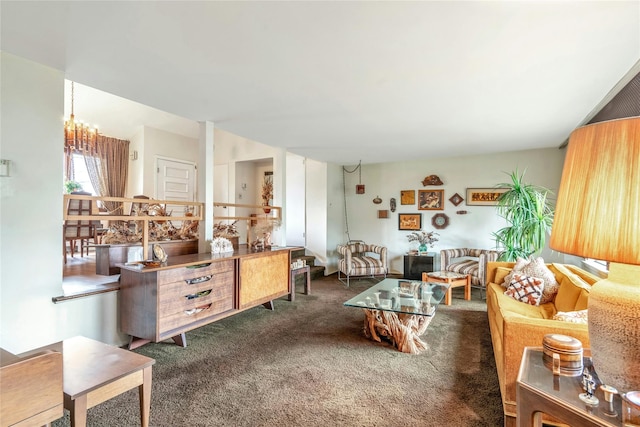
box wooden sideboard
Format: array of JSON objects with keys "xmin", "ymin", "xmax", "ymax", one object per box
[
  {"xmin": 95, "ymin": 239, "xmax": 199, "ymax": 275},
  {"xmin": 119, "ymin": 245, "xmax": 295, "ymax": 348}
]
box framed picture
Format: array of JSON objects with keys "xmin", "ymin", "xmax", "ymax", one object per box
[
  {"xmin": 418, "ymin": 189, "xmax": 444, "ymax": 210},
  {"xmin": 398, "ymin": 213, "xmax": 422, "ymax": 230},
  {"xmin": 400, "ymin": 190, "xmax": 415, "ymax": 205},
  {"xmin": 449, "ymin": 192, "xmax": 464, "ymax": 206},
  {"xmin": 466, "ymin": 188, "xmax": 508, "ymax": 206}
]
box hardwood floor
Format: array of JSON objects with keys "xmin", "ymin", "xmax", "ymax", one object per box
[{"xmin": 61, "ymin": 248, "xmax": 120, "ymax": 300}]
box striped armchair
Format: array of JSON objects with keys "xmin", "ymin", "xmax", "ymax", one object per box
[
  {"xmin": 440, "ymin": 248, "xmax": 500, "ymax": 295},
  {"xmin": 337, "ymin": 241, "xmax": 387, "ymax": 287}
]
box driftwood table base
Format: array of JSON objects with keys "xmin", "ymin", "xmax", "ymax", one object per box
[{"xmin": 362, "ymin": 309, "xmax": 433, "ymax": 354}]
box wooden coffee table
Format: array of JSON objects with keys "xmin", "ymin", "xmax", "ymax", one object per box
[
  {"xmin": 21, "ymin": 336, "xmax": 155, "ymax": 427},
  {"xmin": 423, "ymin": 271, "xmax": 470, "ymax": 305}
]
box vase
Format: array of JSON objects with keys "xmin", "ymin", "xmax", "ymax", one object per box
[{"xmin": 418, "ymin": 244, "xmax": 428, "ymax": 253}]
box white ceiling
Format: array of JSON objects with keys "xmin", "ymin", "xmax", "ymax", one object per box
[{"xmin": 2, "ymin": 1, "xmax": 639, "ymax": 165}]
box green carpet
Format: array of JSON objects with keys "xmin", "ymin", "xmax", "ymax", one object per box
[{"xmin": 52, "ymin": 275, "xmax": 503, "ymax": 426}]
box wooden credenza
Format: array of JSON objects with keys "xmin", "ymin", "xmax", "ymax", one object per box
[{"xmin": 119, "ymin": 246, "xmax": 294, "ymax": 348}]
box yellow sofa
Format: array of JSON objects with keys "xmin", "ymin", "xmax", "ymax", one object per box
[{"xmin": 485, "ymin": 261, "xmax": 601, "ymax": 426}]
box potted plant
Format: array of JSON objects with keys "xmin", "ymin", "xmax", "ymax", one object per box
[
  {"xmin": 492, "ymin": 170, "xmax": 554, "ymax": 261},
  {"xmin": 64, "ymin": 180, "xmax": 83, "ymax": 194},
  {"xmin": 406, "ymin": 230, "xmax": 439, "ymax": 254}
]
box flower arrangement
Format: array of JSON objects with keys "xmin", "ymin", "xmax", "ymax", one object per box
[
  {"xmin": 406, "ymin": 230, "xmax": 439, "ymax": 248},
  {"xmin": 262, "ymin": 177, "xmax": 273, "ymax": 206}
]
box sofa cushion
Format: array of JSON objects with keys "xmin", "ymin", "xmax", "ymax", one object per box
[
  {"xmin": 447, "ymin": 259, "xmax": 478, "ymax": 277},
  {"xmin": 494, "ymin": 267, "xmax": 511, "ymax": 286},
  {"xmin": 555, "ymin": 276, "xmax": 583, "ymax": 312},
  {"xmin": 504, "ymin": 274, "xmax": 544, "ymax": 306},
  {"xmin": 553, "ymin": 309, "xmax": 588, "ymax": 324},
  {"xmin": 502, "ymin": 257, "xmax": 559, "ymax": 303}
]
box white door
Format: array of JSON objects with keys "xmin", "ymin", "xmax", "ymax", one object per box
[{"xmin": 156, "ymin": 158, "xmax": 196, "ymax": 219}]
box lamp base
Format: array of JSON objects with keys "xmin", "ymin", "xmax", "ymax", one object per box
[{"xmin": 588, "ymin": 262, "xmax": 640, "ymax": 393}]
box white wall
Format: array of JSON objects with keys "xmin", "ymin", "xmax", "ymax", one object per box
[
  {"xmin": 336, "ymin": 148, "xmax": 566, "ymax": 275},
  {"xmin": 141, "ymin": 125, "xmax": 198, "ymax": 197},
  {"xmin": 0, "ymin": 53, "xmax": 125, "ymax": 353},
  {"xmin": 213, "ymin": 128, "xmax": 287, "ymax": 246},
  {"xmin": 126, "ymin": 126, "xmax": 144, "ymax": 197},
  {"xmin": 285, "ymin": 153, "xmax": 306, "ymax": 247}
]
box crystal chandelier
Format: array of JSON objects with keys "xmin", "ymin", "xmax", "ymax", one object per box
[{"xmin": 64, "ymin": 81, "xmax": 99, "ymax": 156}]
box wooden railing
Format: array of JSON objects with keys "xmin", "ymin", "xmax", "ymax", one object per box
[{"xmin": 63, "ymin": 194, "xmax": 203, "ymax": 259}]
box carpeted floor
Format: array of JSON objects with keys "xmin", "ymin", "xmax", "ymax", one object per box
[{"xmin": 52, "ymin": 274, "xmax": 503, "ymax": 426}]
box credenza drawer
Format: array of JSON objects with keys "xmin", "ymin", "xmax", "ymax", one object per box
[
  {"xmin": 157, "ymin": 259, "xmax": 234, "ymax": 285},
  {"xmin": 159, "ymin": 270, "xmax": 235, "ymax": 313},
  {"xmin": 158, "ymin": 283, "xmax": 234, "ymax": 332}
]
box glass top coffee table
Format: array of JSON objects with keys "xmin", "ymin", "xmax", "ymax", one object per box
[{"xmin": 344, "ymin": 278, "xmax": 449, "ymax": 354}]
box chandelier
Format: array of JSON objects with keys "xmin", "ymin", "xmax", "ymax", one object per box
[{"xmin": 64, "ymin": 81, "xmax": 99, "ymax": 156}]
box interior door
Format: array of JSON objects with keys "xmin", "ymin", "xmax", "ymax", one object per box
[{"xmin": 156, "ymin": 158, "xmax": 196, "ymax": 219}]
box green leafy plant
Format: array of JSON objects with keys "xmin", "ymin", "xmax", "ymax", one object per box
[
  {"xmin": 492, "ymin": 170, "xmax": 554, "ymax": 261},
  {"xmin": 64, "ymin": 180, "xmax": 83, "ymax": 194}
]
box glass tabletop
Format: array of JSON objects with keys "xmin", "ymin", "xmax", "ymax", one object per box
[
  {"xmin": 518, "ymin": 347, "xmax": 622, "ymax": 425},
  {"xmin": 343, "ymin": 278, "xmax": 450, "ymax": 316}
]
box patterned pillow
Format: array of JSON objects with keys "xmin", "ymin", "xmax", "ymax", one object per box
[
  {"xmin": 553, "ymin": 309, "xmax": 588, "ymax": 324},
  {"xmin": 521, "ymin": 257, "xmax": 560, "ymax": 304},
  {"xmin": 504, "ymin": 274, "xmax": 544, "ymax": 306},
  {"xmin": 501, "ymin": 257, "xmax": 560, "ymax": 304},
  {"xmin": 501, "ymin": 257, "xmax": 530, "ymax": 288}
]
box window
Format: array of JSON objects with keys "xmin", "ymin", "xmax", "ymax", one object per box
[{"xmin": 70, "ymin": 153, "xmax": 97, "ymax": 195}]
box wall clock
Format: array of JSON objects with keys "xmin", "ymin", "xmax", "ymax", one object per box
[{"xmin": 431, "ymin": 213, "xmax": 450, "ymax": 230}]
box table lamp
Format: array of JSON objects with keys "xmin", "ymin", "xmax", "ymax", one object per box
[{"xmin": 550, "ymin": 116, "xmax": 640, "ymax": 393}]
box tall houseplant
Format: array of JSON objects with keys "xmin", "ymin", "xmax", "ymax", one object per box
[{"xmin": 492, "ymin": 170, "xmax": 554, "ymax": 261}]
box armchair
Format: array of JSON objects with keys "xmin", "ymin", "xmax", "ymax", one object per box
[
  {"xmin": 440, "ymin": 248, "xmax": 499, "ymax": 296},
  {"xmin": 337, "ymin": 241, "xmax": 387, "ymax": 287}
]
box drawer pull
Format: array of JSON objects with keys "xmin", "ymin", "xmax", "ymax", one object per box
[
  {"xmin": 185, "ymin": 275, "xmax": 212, "ymax": 285},
  {"xmin": 184, "ymin": 303, "xmax": 212, "ymax": 316},
  {"xmin": 186, "ymin": 263, "xmax": 212, "ymax": 269},
  {"xmin": 185, "ymin": 289, "xmax": 212, "ymax": 300}
]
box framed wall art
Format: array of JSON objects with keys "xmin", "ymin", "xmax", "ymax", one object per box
[
  {"xmin": 418, "ymin": 189, "xmax": 444, "ymax": 210},
  {"xmin": 400, "ymin": 190, "xmax": 415, "ymax": 205},
  {"xmin": 466, "ymin": 188, "xmax": 508, "ymax": 206},
  {"xmin": 398, "ymin": 213, "xmax": 422, "ymax": 230},
  {"xmin": 449, "ymin": 192, "xmax": 464, "ymax": 206},
  {"xmin": 431, "ymin": 213, "xmax": 450, "ymax": 230}
]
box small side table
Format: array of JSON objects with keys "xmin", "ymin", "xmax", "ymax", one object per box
[
  {"xmin": 423, "ymin": 271, "xmax": 470, "ymax": 305},
  {"xmin": 517, "ymin": 347, "xmax": 621, "ymax": 427},
  {"xmin": 21, "ymin": 336, "xmax": 155, "ymax": 427},
  {"xmin": 289, "ymin": 265, "xmax": 310, "ymax": 301},
  {"xmin": 403, "ymin": 253, "xmax": 438, "ymax": 280}
]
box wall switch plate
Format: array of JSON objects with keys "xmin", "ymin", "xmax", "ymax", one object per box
[{"xmin": 0, "ymin": 159, "xmax": 10, "ymax": 177}]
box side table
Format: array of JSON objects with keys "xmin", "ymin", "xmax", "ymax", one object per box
[
  {"xmin": 21, "ymin": 336, "xmax": 155, "ymax": 427},
  {"xmin": 403, "ymin": 253, "xmax": 438, "ymax": 280},
  {"xmin": 423, "ymin": 271, "xmax": 470, "ymax": 305},
  {"xmin": 517, "ymin": 347, "xmax": 621, "ymax": 427},
  {"xmin": 289, "ymin": 265, "xmax": 310, "ymax": 302}
]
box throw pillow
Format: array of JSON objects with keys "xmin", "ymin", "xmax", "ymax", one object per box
[
  {"xmin": 494, "ymin": 267, "xmax": 512, "ymax": 285},
  {"xmin": 521, "ymin": 257, "xmax": 560, "ymax": 304},
  {"xmin": 501, "ymin": 257, "xmax": 530, "ymax": 288},
  {"xmin": 504, "ymin": 274, "xmax": 544, "ymax": 306},
  {"xmin": 553, "ymin": 309, "xmax": 588, "ymax": 324}
]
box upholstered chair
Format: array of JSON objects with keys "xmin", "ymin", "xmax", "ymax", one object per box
[
  {"xmin": 440, "ymin": 248, "xmax": 500, "ymax": 296},
  {"xmin": 337, "ymin": 241, "xmax": 387, "ymax": 287}
]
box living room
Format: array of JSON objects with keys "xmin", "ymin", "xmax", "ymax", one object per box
[{"xmin": 1, "ymin": 2, "xmax": 639, "ymax": 426}]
